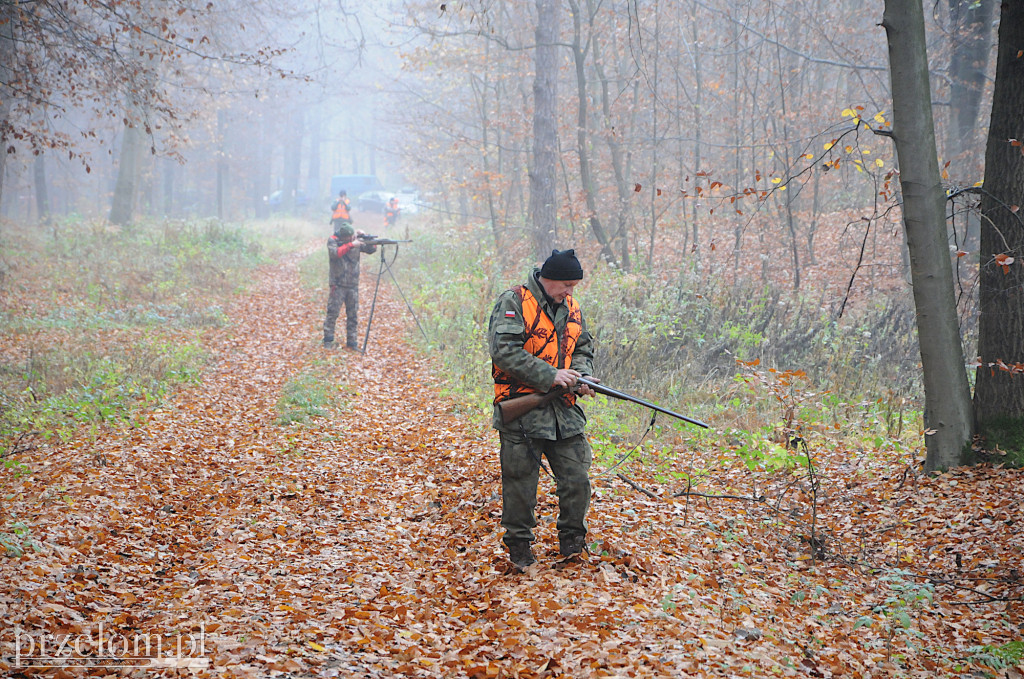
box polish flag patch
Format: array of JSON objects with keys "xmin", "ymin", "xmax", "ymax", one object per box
[{"xmin": 505, "ymin": 311, "xmax": 516, "ymax": 318}]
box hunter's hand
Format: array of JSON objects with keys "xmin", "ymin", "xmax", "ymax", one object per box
[
  {"xmin": 576, "ymin": 376, "xmax": 598, "ymax": 398},
  {"xmin": 552, "ymin": 369, "xmax": 581, "ymax": 391}
]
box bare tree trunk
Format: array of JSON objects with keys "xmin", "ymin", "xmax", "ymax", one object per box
[
  {"xmin": 882, "ymin": 0, "xmax": 974, "ymax": 471},
  {"xmin": 530, "ymin": 0, "xmax": 559, "ymax": 258},
  {"xmin": 33, "ymin": 153, "xmax": 50, "ymax": 224},
  {"xmin": 945, "ymin": 0, "xmax": 995, "ymax": 167},
  {"xmin": 946, "ymin": 0, "xmax": 995, "ymax": 257},
  {"xmin": 646, "ymin": 0, "xmax": 662, "ymax": 268},
  {"xmin": 108, "ymin": 118, "xmax": 143, "ymax": 225},
  {"xmin": 216, "ymin": 109, "xmax": 226, "ymax": 221},
  {"xmin": 973, "ymin": 0, "xmax": 1024, "ymax": 456},
  {"xmin": 0, "ymin": 3, "xmax": 13, "ymax": 223},
  {"xmin": 475, "ymin": 39, "xmax": 503, "ymax": 250},
  {"xmin": 689, "ymin": 0, "xmax": 703, "ymax": 260},
  {"xmin": 569, "ymin": 0, "xmax": 617, "ymax": 266}
]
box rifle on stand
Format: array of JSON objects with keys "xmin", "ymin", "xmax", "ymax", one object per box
[
  {"xmin": 498, "ymin": 376, "xmax": 709, "ymax": 429},
  {"xmin": 359, "ymin": 235, "xmax": 412, "ymax": 247}
]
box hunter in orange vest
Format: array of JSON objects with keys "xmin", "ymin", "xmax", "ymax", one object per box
[
  {"xmin": 331, "ymin": 190, "xmax": 352, "ymax": 227},
  {"xmin": 487, "ymin": 249, "xmax": 596, "ymax": 572},
  {"xmin": 384, "ymin": 197, "xmax": 400, "ymax": 228}
]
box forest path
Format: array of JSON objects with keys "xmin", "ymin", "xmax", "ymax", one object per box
[
  {"xmin": 3, "ymin": 241, "xmax": 1021, "ymax": 678},
  {"xmin": 0, "ymin": 242, "xmax": 705, "ymax": 678}
]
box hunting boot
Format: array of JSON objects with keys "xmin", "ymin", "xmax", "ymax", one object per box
[
  {"xmin": 507, "ymin": 540, "xmax": 536, "ymax": 572},
  {"xmin": 559, "ymin": 534, "xmax": 587, "ymax": 559}
]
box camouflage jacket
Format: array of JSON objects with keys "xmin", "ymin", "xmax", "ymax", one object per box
[
  {"xmin": 327, "ymin": 236, "xmax": 377, "ymax": 288},
  {"xmin": 488, "ymin": 267, "xmax": 595, "ymax": 440}
]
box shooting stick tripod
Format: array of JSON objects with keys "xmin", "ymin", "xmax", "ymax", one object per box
[{"xmin": 360, "ymin": 242, "xmax": 429, "ymax": 353}]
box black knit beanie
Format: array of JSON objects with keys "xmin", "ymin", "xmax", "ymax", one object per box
[{"xmin": 540, "ymin": 249, "xmax": 584, "ymax": 280}]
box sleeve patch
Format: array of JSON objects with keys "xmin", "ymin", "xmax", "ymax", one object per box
[{"xmin": 505, "ymin": 310, "xmax": 517, "ymax": 317}]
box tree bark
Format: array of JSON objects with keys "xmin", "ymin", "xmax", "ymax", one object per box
[
  {"xmin": 33, "ymin": 153, "xmax": 49, "ymax": 223},
  {"xmin": 568, "ymin": 0, "xmax": 617, "ymax": 267},
  {"xmin": 945, "ymin": 0, "xmax": 995, "ymax": 256},
  {"xmin": 0, "ymin": 3, "xmax": 13, "ymax": 222},
  {"xmin": 973, "ymin": 0, "xmax": 1024, "ymax": 454},
  {"xmin": 882, "ymin": 0, "xmax": 974, "ymax": 471},
  {"xmin": 108, "ymin": 118, "xmax": 143, "ymax": 226},
  {"xmin": 529, "ymin": 0, "xmax": 559, "ymax": 259},
  {"xmin": 945, "ymin": 0, "xmax": 995, "ymax": 167}
]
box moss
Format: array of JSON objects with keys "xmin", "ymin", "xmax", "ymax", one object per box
[{"xmin": 978, "ymin": 415, "xmax": 1024, "ymax": 467}]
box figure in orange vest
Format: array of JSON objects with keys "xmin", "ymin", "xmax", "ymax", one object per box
[
  {"xmin": 384, "ymin": 197, "xmax": 400, "ymax": 229},
  {"xmin": 330, "ymin": 190, "xmax": 352, "ymax": 230},
  {"xmin": 487, "ymin": 249, "xmax": 597, "ymax": 572}
]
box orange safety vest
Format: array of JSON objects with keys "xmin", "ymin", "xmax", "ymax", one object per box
[
  {"xmin": 332, "ymin": 198, "xmax": 351, "ymax": 221},
  {"xmin": 493, "ymin": 285, "xmax": 582, "ymax": 406}
]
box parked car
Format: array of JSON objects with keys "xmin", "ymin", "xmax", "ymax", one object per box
[
  {"xmin": 394, "ymin": 188, "xmax": 421, "ymax": 215},
  {"xmin": 355, "ymin": 190, "xmax": 390, "ymax": 213}
]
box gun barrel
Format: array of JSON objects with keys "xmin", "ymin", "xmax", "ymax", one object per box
[
  {"xmin": 365, "ymin": 238, "xmax": 412, "ymax": 245},
  {"xmin": 578, "ymin": 377, "xmax": 709, "ymax": 429}
]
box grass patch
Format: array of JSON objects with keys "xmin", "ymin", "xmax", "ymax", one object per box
[
  {"xmin": 276, "ymin": 362, "xmax": 344, "ymax": 425},
  {"xmin": 297, "ymin": 248, "xmax": 325, "ymax": 295},
  {"xmin": 0, "ymin": 216, "xmax": 322, "ymax": 450},
  {"xmin": 0, "ymin": 338, "xmax": 208, "ymax": 443}
]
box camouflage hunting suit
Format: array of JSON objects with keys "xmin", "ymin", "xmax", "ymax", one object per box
[
  {"xmin": 488, "ymin": 267, "xmax": 595, "ymax": 548},
  {"xmin": 323, "ymin": 235, "xmax": 377, "ymax": 348}
]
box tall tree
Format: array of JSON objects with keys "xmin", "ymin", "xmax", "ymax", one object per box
[
  {"xmin": 108, "ymin": 112, "xmax": 144, "ymax": 225},
  {"xmin": 530, "ymin": 0, "xmax": 559, "ymax": 257},
  {"xmin": 973, "ymin": 0, "xmax": 1024, "ymax": 456},
  {"xmin": 944, "ymin": 0, "xmax": 995, "ymax": 168},
  {"xmin": 0, "ymin": 0, "xmax": 286, "ymax": 222},
  {"xmin": 568, "ymin": 0, "xmax": 618, "ymax": 266},
  {"xmin": 882, "ymin": 0, "xmax": 974, "ymax": 470},
  {"xmin": 0, "ymin": 2, "xmax": 14, "ymax": 219}
]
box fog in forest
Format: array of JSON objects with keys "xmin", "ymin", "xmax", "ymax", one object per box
[{"xmin": 1, "ymin": 0, "xmax": 993, "ymax": 260}]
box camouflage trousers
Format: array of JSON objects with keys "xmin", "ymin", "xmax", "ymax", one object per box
[
  {"xmin": 499, "ymin": 430, "xmax": 591, "ymax": 546},
  {"xmin": 323, "ymin": 284, "xmax": 359, "ymax": 348}
]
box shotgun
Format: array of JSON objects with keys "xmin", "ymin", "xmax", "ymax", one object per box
[
  {"xmin": 358, "ymin": 234, "xmax": 412, "ymax": 246},
  {"xmin": 497, "ymin": 376, "xmax": 709, "ymax": 429}
]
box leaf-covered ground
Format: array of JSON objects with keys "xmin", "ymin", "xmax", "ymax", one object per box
[{"xmin": 1, "ymin": 241, "xmax": 1022, "ymax": 678}]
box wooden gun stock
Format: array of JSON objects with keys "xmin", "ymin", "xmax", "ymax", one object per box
[{"xmin": 497, "ymin": 387, "xmax": 568, "ymax": 425}]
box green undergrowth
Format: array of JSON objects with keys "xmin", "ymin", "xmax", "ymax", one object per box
[
  {"xmin": 0, "ymin": 216, "xmax": 320, "ymax": 451},
  {"xmin": 276, "ymin": 361, "xmax": 346, "ymax": 425},
  {"xmin": 967, "ymin": 640, "xmax": 1024, "ymax": 673},
  {"xmin": 976, "ymin": 415, "xmax": 1024, "ymax": 467},
  {"xmin": 384, "ymin": 223, "xmax": 925, "ymax": 456},
  {"xmin": 0, "ymin": 334, "xmax": 208, "ymax": 445}
]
